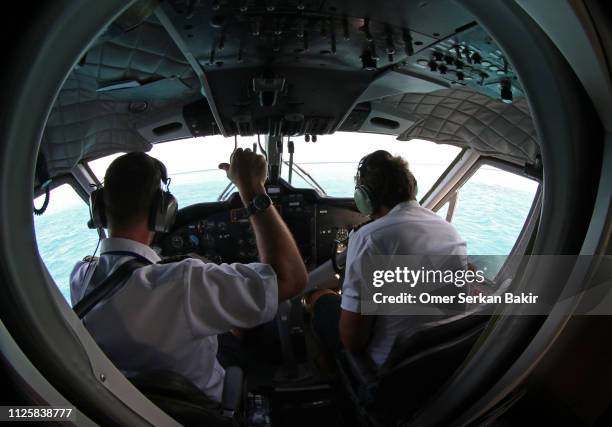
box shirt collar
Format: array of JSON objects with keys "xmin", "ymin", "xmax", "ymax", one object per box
[
  {"xmin": 100, "ymin": 237, "xmax": 161, "ymax": 264},
  {"xmin": 388, "ymin": 200, "xmax": 420, "ymax": 215}
]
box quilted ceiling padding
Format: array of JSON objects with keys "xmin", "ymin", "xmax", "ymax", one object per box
[
  {"xmin": 384, "ymin": 88, "xmax": 539, "ymax": 164},
  {"xmin": 78, "ymin": 20, "xmax": 195, "ymax": 87},
  {"xmin": 41, "ymin": 18, "xmax": 200, "ymax": 177},
  {"xmin": 40, "ymin": 15, "xmax": 540, "ymax": 178}
]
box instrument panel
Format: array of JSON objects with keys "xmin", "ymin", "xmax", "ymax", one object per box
[{"xmin": 157, "ymin": 181, "xmax": 366, "ymax": 270}]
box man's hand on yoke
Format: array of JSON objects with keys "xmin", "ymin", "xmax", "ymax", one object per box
[
  {"xmin": 218, "ymin": 148, "xmax": 267, "ymax": 205},
  {"xmin": 219, "ymin": 149, "xmax": 307, "ymax": 302}
]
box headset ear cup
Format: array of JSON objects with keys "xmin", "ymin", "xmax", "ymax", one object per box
[
  {"xmin": 354, "ymin": 185, "xmax": 375, "ymax": 216},
  {"xmin": 89, "ymin": 188, "xmax": 107, "ymax": 228},
  {"xmin": 148, "ymin": 189, "xmax": 162, "ymax": 232},
  {"xmin": 149, "ymin": 190, "xmax": 178, "ymax": 233},
  {"xmin": 163, "ymin": 192, "xmax": 178, "ymax": 232}
]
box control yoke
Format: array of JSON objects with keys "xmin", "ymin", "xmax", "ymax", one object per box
[{"xmin": 266, "ymin": 134, "xmax": 283, "ymax": 184}]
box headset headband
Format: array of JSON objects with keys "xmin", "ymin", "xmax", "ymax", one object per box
[
  {"xmin": 356, "ymin": 150, "xmax": 393, "ymax": 184},
  {"xmin": 153, "ymin": 157, "xmax": 169, "ymax": 186}
]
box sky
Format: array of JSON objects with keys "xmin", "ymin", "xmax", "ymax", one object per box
[
  {"xmin": 87, "ymin": 133, "xmax": 461, "ymax": 178},
  {"xmin": 34, "ymin": 133, "xmax": 538, "ymax": 214}
]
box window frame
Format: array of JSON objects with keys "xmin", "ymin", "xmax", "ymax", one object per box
[
  {"xmin": 433, "ymin": 157, "xmax": 541, "ymax": 212},
  {"xmin": 418, "ymin": 148, "xmax": 468, "ymax": 205},
  {"xmin": 33, "ymin": 174, "xmax": 101, "ymax": 302},
  {"xmin": 34, "ymin": 173, "xmax": 90, "ymax": 207}
]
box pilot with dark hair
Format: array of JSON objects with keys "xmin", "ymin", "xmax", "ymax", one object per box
[
  {"xmin": 70, "ymin": 150, "xmax": 307, "ymax": 402},
  {"xmin": 309, "ymin": 150, "xmax": 466, "ymax": 366}
]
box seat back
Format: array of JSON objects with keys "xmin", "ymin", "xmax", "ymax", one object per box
[
  {"xmin": 380, "ymin": 310, "xmax": 490, "ymax": 373},
  {"xmin": 370, "ymin": 311, "xmax": 491, "ymax": 421}
]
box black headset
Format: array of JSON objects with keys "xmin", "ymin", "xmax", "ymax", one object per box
[
  {"xmin": 353, "ymin": 150, "xmax": 393, "ymax": 216},
  {"xmin": 89, "ymin": 154, "xmax": 178, "ymax": 233}
]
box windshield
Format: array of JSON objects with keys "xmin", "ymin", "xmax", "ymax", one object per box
[
  {"xmin": 88, "ymin": 133, "xmax": 461, "ymax": 204},
  {"xmin": 280, "ymin": 133, "xmax": 461, "ymax": 198}
]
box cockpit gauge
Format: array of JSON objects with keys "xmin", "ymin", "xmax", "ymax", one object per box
[
  {"xmin": 196, "ymin": 220, "xmax": 215, "ymax": 233},
  {"xmin": 188, "ymin": 234, "xmax": 200, "ymax": 248},
  {"xmin": 217, "ymin": 221, "xmax": 228, "ymax": 232},
  {"xmin": 230, "ymin": 208, "xmax": 250, "ymax": 222},
  {"xmin": 333, "ymin": 228, "xmax": 350, "ymax": 256},
  {"xmin": 170, "ymin": 235, "xmax": 185, "ymax": 250},
  {"xmin": 335, "ymin": 228, "xmax": 349, "ymax": 245}
]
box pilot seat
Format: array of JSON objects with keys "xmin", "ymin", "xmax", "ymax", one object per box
[{"xmin": 336, "ymin": 310, "xmax": 491, "ymax": 426}]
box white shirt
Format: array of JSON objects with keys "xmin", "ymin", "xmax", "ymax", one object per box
[
  {"xmin": 70, "ymin": 237, "xmax": 278, "ymax": 402},
  {"xmin": 341, "ymin": 200, "xmax": 467, "ymax": 366}
]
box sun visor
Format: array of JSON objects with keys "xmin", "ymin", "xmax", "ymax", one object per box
[
  {"xmin": 38, "ymin": 16, "xmax": 201, "ymax": 178},
  {"xmin": 385, "ymin": 88, "xmax": 539, "ymax": 164},
  {"xmin": 40, "ymin": 75, "xmax": 152, "ymax": 177}
]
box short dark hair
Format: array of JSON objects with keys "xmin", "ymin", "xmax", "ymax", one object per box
[
  {"xmin": 103, "ymin": 152, "xmax": 162, "ymax": 228},
  {"xmin": 356, "ymin": 150, "xmax": 418, "ymax": 209}
]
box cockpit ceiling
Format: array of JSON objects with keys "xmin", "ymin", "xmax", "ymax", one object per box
[
  {"xmin": 389, "ymin": 88, "xmax": 537, "ymax": 164},
  {"xmin": 39, "ymin": 0, "xmax": 538, "ymax": 178}
]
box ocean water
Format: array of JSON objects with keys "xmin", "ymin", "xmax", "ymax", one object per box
[{"xmin": 34, "ymin": 165, "xmax": 538, "ymax": 303}]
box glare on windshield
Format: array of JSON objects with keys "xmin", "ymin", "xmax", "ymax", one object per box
[{"xmin": 87, "ymin": 133, "xmax": 462, "ymax": 204}]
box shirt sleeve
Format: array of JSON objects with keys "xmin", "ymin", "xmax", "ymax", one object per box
[
  {"xmin": 341, "ymin": 231, "xmax": 380, "ymax": 313},
  {"xmin": 182, "ymin": 259, "xmax": 278, "ymax": 337}
]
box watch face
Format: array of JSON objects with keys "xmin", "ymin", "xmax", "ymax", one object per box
[{"xmin": 253, "ymin": 194, "xmax": 272, "ymax": 211}]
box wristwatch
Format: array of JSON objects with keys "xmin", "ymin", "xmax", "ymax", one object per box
[{"xmin": 246, "ymin": 193, "xmax": 272, "ymax": 217}]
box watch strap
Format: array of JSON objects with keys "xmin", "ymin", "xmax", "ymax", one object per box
[{"xmin": 246, "ymin": 193, "xmax": 271, "ymax": 217}]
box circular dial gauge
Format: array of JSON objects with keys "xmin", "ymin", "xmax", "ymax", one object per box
[
  {"xmin": 189, "ymin": 234, "xmax": 200, "ymax": 248},
  {"xmin": 170, "ymin": 235, "xmax": 184, "ymax": 250},
  {"xmin": 335, "ymin": 228, "xmax": 349, "ymax": 244}
]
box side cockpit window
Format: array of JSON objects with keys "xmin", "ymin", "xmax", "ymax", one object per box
[
  {"xmin": 435, "ymin": 164, "xmax": 539, "ymax": 278},
  {"xmin": 33, "ymin": 183, "xmax": 99, "ymax": 303}
]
